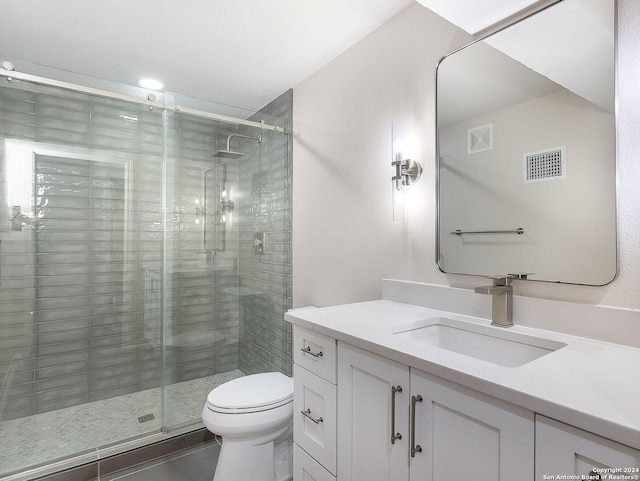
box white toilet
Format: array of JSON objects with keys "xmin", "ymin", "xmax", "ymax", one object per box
[{"xmin": 202, "ymin": 372, "xmax": 294, "ymax": 481}]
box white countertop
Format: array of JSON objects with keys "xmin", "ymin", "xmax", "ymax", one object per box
[{"xmin": 285, "ymin": 300, "xmax": 640, "ymax": 451}]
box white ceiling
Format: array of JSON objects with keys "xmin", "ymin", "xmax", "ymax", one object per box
[
  {"xmin": 0, "ymin": 0, "xmax": 414, "ymax": 112},
  {"xmin": 414, "ymin": 0, "xmax": 541, "ymax": 34}
]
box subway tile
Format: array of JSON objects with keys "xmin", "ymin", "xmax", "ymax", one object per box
[
  {"xmin": 36, "ymin": 361, "xmax": 89, "ymax": 381},
  {"xmin": 0, "ymin": 334, "xmax": 35, "ymax": 351},
  {"xmin": 36, "ymin": 308, "xmax": 91, "ymax": 324},
  {"xmin": 35, "ymin": 351, "xmax": 89, "ymax": 370},
  {"xmin": 37, "ymin": 263, "xmax": 90, "ymax": 277},
  {"xmin": 36, "ymin": 382, "xmax": 88, "ymax": 404},
  {"xmin": 36, "ymin": 373, "xmax": 88, "ymax": 393},
  {"xmin": 90, "ymin": 332, "xmax": 138, "ymax": 350},
  {"xmin": 0, "ymin": 287, "xmax": 36, "ymax": 303},
  {"xmin": 38, "ymin": 285, "xmax": 91, "ymax": 299},
  {"xmin": 36, "ymin": 339, "xmax": 90, "ymax": 358},
  {"xmin": 37, "ymin": 295, "xmax": 90, "ymax": 311},
  {"xmin": 1, "ymin": 378, "xmax": 35, "ymax": 398},
  {"xmin": 1, "ymin": 264, "xmax": 36, "ymax": 278},
  {"xmin": 36, "ymin": 393, "xmax": 88, "ymax": 414},
  {"xmin": 0, "ymin": 404, "xmax": 35, "ymax": 421},
  {"xmin": 37, "ymin": 127, "xmax": 90, "ymax": 146},
  {"xmin": 1, "ymin": 393, "xmax": 35, "ymax": 411},
  {"xmin": 37, "ymin": 329, "xmax": 89, "ymax": 346},
  {"xmin": 0, "ymin": 358, "xmax": 34, "ymax": 376}
]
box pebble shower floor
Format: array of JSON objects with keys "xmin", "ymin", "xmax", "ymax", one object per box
[{"xmin": 0, "ymin": 369, "xmax": 243, "ymax": 477}]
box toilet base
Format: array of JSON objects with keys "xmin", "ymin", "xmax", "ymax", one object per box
[{"xmin": 212, "ymin": 433, "xmax": 292, "ymax": 481}]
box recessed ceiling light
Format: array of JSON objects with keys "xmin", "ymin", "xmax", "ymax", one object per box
[{"xmin": 139, "ymin": 78, "xmax": 163, "ymax": 90}]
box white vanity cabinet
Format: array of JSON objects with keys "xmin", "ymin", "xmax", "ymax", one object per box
[
  {"xmin": 292, "ymin": 322, "xmax": 639, "ymax": 481},
  {"xmin": 535, "ymin": 416, "xmax": 640, "ymax": 481},
  {"xmin": 293, "ymin": 327, "xmax": 338, "ymax": 480},
  {"xmin": 336, "ymin": 342, "xmax": 534, "ymax": 481}
]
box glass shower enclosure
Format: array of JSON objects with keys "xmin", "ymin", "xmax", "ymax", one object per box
[{"xmin": 0, "ymin": 67, "xmax": 292, "ymax": 479}]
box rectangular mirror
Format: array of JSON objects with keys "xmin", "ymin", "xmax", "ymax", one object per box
[{"xmin": 436, "ymin": 0, "xmax": 617, "ymax": 285}]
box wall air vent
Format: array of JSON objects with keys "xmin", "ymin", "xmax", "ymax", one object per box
[
  {"xmin": 467, "ymin": 123, "xmax": 493, "ymax": 154},
  {"xmin": 523, "ymin": 146, "xmax": 566, "ymax": 183}
]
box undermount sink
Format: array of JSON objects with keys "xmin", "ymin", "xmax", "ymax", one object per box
[{"xmin": 389, "ymin": 317, "xmax": 566, "ymax": 367}]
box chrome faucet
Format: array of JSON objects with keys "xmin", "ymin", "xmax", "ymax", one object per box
[{"xmin": 474, "ymin": 276, "xmax": 513, "ymax": 328}]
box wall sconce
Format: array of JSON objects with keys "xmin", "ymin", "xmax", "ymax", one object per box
[{"xmin": 391, "ymin": 119, "xmax": 423, "ymax": 222}]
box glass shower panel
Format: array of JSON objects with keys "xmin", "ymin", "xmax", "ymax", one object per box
[
  {"xmin": 0, "ymin": 81, "xmax": 165, "ymax": 476},
  {"xmin": 161, "ymin": 90, "xmax": 293, "ymax": 432},
  {"xmin": 161, "ymin": 110, "xmax": 245, "ymax": 429}
]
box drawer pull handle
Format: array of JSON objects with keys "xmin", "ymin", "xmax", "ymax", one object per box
[
  {"xmin": 301, "ymin": 346, "xmax": 323, "ymax": 358},
  {"xmin": 410, "ymin": 394, "xmax": 423, "ymax": 457},
  {"xmin": 301, "ymin": 409, "xmax": 323, "ymax": 424},
  {"xmin": 391, "ymin": 385, "xmax": 403, "ymax": 444}
]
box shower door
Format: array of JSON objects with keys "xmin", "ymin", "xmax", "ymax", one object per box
[
  {"xmin": 0, "ymin": 81, "xmax": 166, "ymax": 476},
  {"xmin": 0, "ymin": 72, "xmax": 293, "ymax": 478}
]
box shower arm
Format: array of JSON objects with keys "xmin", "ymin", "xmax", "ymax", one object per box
[{"xmin": 225, "ymin": 133, "xmax": 262, "ymax": 151}]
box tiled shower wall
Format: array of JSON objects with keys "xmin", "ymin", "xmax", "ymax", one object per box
[
  {"xmin": 238, "ymin": 89, "xmax": 293, "ymax": 376},
  {"xmin": 0, "ymin": 81, "xmax": 290, "ymax": 423}
]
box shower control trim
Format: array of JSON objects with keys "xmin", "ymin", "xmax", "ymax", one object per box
[{"xmin": 253, "ymin": 232, "xmax": 265, "ymax": 254}]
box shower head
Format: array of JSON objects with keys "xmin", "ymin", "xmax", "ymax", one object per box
[
  {"xmin": 213, "ymin": 149, "xmax": 245, "ymax": 159},
  {"xmin": 213, "ymin": 133, "xmax": 262, "ymax": 159}
]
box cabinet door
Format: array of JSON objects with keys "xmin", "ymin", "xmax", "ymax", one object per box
[
  {"xmin": 536, "ymin": 415, "xmax": 640, "ymax": 481},
  {"xmin": 337, "ymin": 342, "xmax": 410, "ymax": 481},
  {"xmin": 410, "ymin": 369, "xmax": 535, "ymax": 481}
]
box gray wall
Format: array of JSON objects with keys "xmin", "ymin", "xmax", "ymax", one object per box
[{"xmin": 238, "ymin": 89, "xmax": 293, "ymax": 376}]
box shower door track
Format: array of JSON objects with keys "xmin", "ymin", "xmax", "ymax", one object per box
[{"xmin": 0, "ymin": 66, "xmax": 287, "ymax": 133}]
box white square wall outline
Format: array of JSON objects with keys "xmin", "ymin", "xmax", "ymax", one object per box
[{"xmin": 467, "ymin": 123, "xmax": 494, "ymax": 155}]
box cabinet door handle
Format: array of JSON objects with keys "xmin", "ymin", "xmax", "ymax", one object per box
[
  {"xmin": 301, "ymin": 409, "xmax": 323, "ymax": 424},
  {"xmin": 410, "ymin": 394, "xmax": 423, "ymax": 457},
  {"xmin": 300, "ymin": 346, "xmax": 323, "ymax": 358},
  {"xmin": 391, "ymin": 385, "xmax": 403, "ymax": 444}
]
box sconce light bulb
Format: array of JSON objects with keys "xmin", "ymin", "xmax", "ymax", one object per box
[
  {"xmin": 195, "ymin": 198, "xmax": 199, "ymax": 205},
  {"xmin": 221, "ymin": 214, "xmax": 226, "ymax": 224},
  {"xmin": 394, "ymin": 138, "xmax": 404, "ymax": 155},
  {"xmin": 195, "ymin": 218, "xmax": 200, "ymax": 225},
  {"xmin": 221, "ymin": 190, "xmax": 227, "ymax": 198}
]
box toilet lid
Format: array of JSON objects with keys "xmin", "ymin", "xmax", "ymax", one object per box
[{"xmin": 206, "ymin": 372, "xmax": 293, "ymax": 411}]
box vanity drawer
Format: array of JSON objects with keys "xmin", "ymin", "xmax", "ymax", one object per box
[
  {"xmin": 293, "ymin": 364, "xmax": 337, "ymax": 475},
  {"xmin": 294, "ymin": 326, "xmax": 337, "ymax": 383},
  {"xmin": 294, "ymin": 445, "xmax": 336, "ymax": 481}
]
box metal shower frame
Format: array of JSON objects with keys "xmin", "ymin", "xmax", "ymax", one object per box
[{"xmin": 0, "ymin": 65, "xmax": 288, "ymax": 134}]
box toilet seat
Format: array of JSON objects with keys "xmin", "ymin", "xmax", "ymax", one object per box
[{"xmin": 206, "ymin": 372, "xmax": 293, "ymax": 414}]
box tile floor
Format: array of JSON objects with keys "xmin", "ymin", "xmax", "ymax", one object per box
[{"xmin": 0, "ymin": 370, "xmax": 243, "ymax": 478}]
